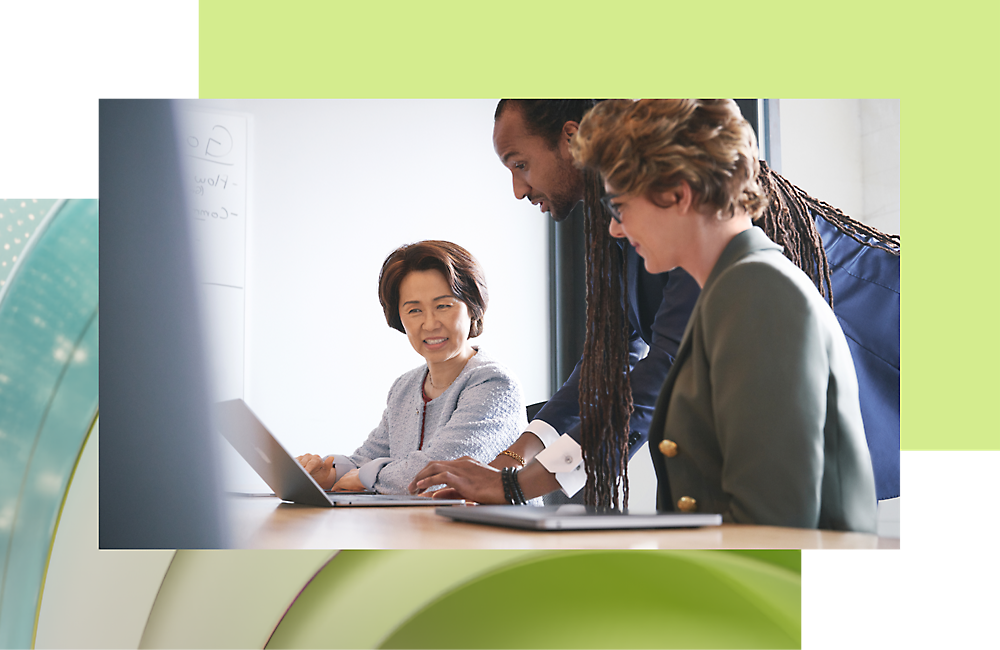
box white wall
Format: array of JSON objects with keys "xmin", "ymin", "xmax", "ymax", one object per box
[
  {"xmin": 776, "ymin": 99, "xmax": 900, "ymax": 235},
  {"xmin": 859, "ymin": 100, "xmax": 901, "ymax": 235},
  {"xmin": 178, "ymin": 100, "xmax": 550, "ymax": 491}
]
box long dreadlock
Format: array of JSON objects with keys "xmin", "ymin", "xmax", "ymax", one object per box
[
  {"xmin": 496, "ymin": 99, "xmax": 634, "ymax": 510},
  {"xmin": 757, "ymin": 160, "xmax": 901, "ymax": 305},
  {"xmin": 580, "ymin": 167, "xmax": 633, "ymax": 510}
]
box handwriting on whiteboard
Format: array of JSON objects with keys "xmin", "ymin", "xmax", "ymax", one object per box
[
  {"xmin": 177, "ymin": 110, "xmax": 248, "ymax": 289},
  {"xmin": 194, "ymin": 206, "xmax": 239, "ymax": 221},
  {"xmin": 195, "ymin": 174, "xmax": 233, "ymax": 192},
  {"xmin": 186, "ymin": 124, "xmax": 235, "ymax": 163}
]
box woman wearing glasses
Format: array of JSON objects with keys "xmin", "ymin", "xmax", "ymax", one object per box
[
  {"xmin": 296, "ymin": 240, "xmax": 526, "ymax": 495},
  {"xmin": 571, "ymin": 99, "xmax": 876, "ymax": 531}
]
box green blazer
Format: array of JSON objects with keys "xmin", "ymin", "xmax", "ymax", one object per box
[{"xmin": 648, "ymin": 227, "xmax": 877, "ymax": 532}]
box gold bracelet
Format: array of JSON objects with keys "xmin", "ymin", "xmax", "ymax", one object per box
[{"xmin": 501, "ymin": 449, "xmax": 526, "ymax": 467}]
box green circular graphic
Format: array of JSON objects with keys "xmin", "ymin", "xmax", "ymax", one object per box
[{"xmin": 268, "ymin": 550, "xmax": 799, "ymax": 649}]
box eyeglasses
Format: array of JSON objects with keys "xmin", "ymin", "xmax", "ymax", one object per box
[
  {"xmin": 601, "ymin": 191, "xmax": 680, "ymax": 223},
  {"xmin": 600, "ymin": 193, "xmax": 623, "ymax": 223}
]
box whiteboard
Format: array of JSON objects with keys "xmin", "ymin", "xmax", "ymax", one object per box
[
  {"xmin": 177, "ymin": 109, "xmax": 247, "ymax": 289},
  {"xmin": 175, "ymin": 108, "xmax": 249, "ymax": 402}
]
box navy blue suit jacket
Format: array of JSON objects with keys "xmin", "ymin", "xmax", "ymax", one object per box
[{"xmin": 816, "ymin": 215, "xmax": 900, "ymax": 500}]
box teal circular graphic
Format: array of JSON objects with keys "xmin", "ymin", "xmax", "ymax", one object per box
[{"xmin": 0, "ymin": 199, "xmax": 99, "ymax": 648}]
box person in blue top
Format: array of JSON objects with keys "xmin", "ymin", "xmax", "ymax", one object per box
[{"xmin": 411, "ymin": 100, "xmax": 899, "ymax": 507}]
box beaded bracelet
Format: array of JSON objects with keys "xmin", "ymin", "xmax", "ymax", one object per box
[
  {"xmin": 501, "ymin": 466, "xmax": 516, "ymax": 504},
  {"xmin": 501, "ymin": 467, "xmax": 527, "ymax": 505},
  {"xmin": 510, "ymin": 468, "xmax": 527, "ymax": 505}
]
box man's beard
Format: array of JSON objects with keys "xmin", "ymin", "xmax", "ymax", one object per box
[
  {"xmin": 547, "ymin": 194, "xmax": 580, "ymax": 221},
  {"xmin": 546, "ymin": 168, "xmax": 585, "ymax": 222}
]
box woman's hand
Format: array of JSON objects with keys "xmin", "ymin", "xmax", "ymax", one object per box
[
  {"xmin": 295, "ymin": 453, "xmax": 337, "ymax": 490},
  {"xmin": 331, "ymin": 468, "xmax": 365, "ymax": 492},
  {"xmin": 408, "ymin": 456, "xmax": 506, "ymax": 504}
]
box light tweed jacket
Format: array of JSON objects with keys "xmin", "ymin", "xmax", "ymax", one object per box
[{"xmin": 332, "ymin": 349, "xmax": 527, "ymax": 494}]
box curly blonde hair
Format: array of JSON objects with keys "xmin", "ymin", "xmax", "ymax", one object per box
[{"xmin": 571, "ymin": 99, "xmax": 766, "ymax": 220}]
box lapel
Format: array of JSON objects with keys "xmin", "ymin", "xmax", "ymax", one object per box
[{"xmin": 647, "ymin": 227, "xmax": 782, "ymax": 445}]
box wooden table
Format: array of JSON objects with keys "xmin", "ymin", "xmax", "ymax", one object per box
[{"xmin": 225, "ymin": 495, "xmax": 899, "ymax": 549}]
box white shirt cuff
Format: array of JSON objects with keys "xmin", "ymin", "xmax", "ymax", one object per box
[
  {"xmin": 524, "ymin": 419, "xmax": 560, "ymax": 447},
  {"xmin": 535, "ymin": 434, "xmax": 586, "ymax": 497}
]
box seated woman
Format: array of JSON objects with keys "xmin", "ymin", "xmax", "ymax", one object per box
[
  {"xmin": 566, "ymin": 99, "xmax": 877, "ymax": 531},
  {"xmin": 296, "ymin": 240, "xmax": 526, "ymax": 494}
]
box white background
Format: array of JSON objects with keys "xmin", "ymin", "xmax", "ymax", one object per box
[
  {"xmin": 1, "ymin": 2, "xmax": 994, "ymax": 649},
  {"xmin": 173, "ymin": 99, "xmax": 550, "ymax": 492}
]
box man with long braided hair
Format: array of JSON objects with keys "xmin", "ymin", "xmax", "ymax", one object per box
[
  {"xmin": 412, "ymin": 100, "xmax": 700, "ymax": 509},
  {"xmin": 410, "ymin": 99, "xmax": 899, "ymax": 507}
]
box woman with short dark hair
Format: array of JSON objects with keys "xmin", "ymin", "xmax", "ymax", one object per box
[{"xmin": 297, "ymin": 240, "xmax": 526, "ymax": 494}]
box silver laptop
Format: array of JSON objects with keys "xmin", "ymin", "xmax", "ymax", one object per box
[
  {"xmin": 215, "ymin": 399, "xmax": 465, "ymax": 507},
  {"xmin": 436, "ymin": 504, "xmax": 722, "ymax": 530}
]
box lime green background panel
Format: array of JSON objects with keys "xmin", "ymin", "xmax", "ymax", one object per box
[
  {"xmin": 0, "ymin": 199, "xmax": 99, "ymax": 647},
  {"xmin": 199, "ymin": 1, "xmax": 984, "ymax": 98},
  {"xmin": 199, "ymin": 1, "xmax": 1000, "ymax": 449},
  {"xmin": 268, "ymin": 550, "xmax": 799, "ymax": 649}
]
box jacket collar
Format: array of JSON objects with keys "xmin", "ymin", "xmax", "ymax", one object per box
[
  {"xmin": 670, "ymin": 226, "xmax": 782, "ymax": 366},
  {"xmin": 701, "ymin": 226, "xmax": 783, "ymax": 294}
]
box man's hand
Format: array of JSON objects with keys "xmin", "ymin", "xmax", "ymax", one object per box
[
  {"xmin": 408, "ymin": 456, "xmax": 506, "ymax": 504},
  {"xmin": 295, "ymin": 453, "xmax": 337, "ymax": 490},
  {"xmin": 489, "ymin": 451, "xmax": 524, "ymax": 470},
  {"xmin": 488, "ymin": 432, "xmax": 544, "ymax": 469}
]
